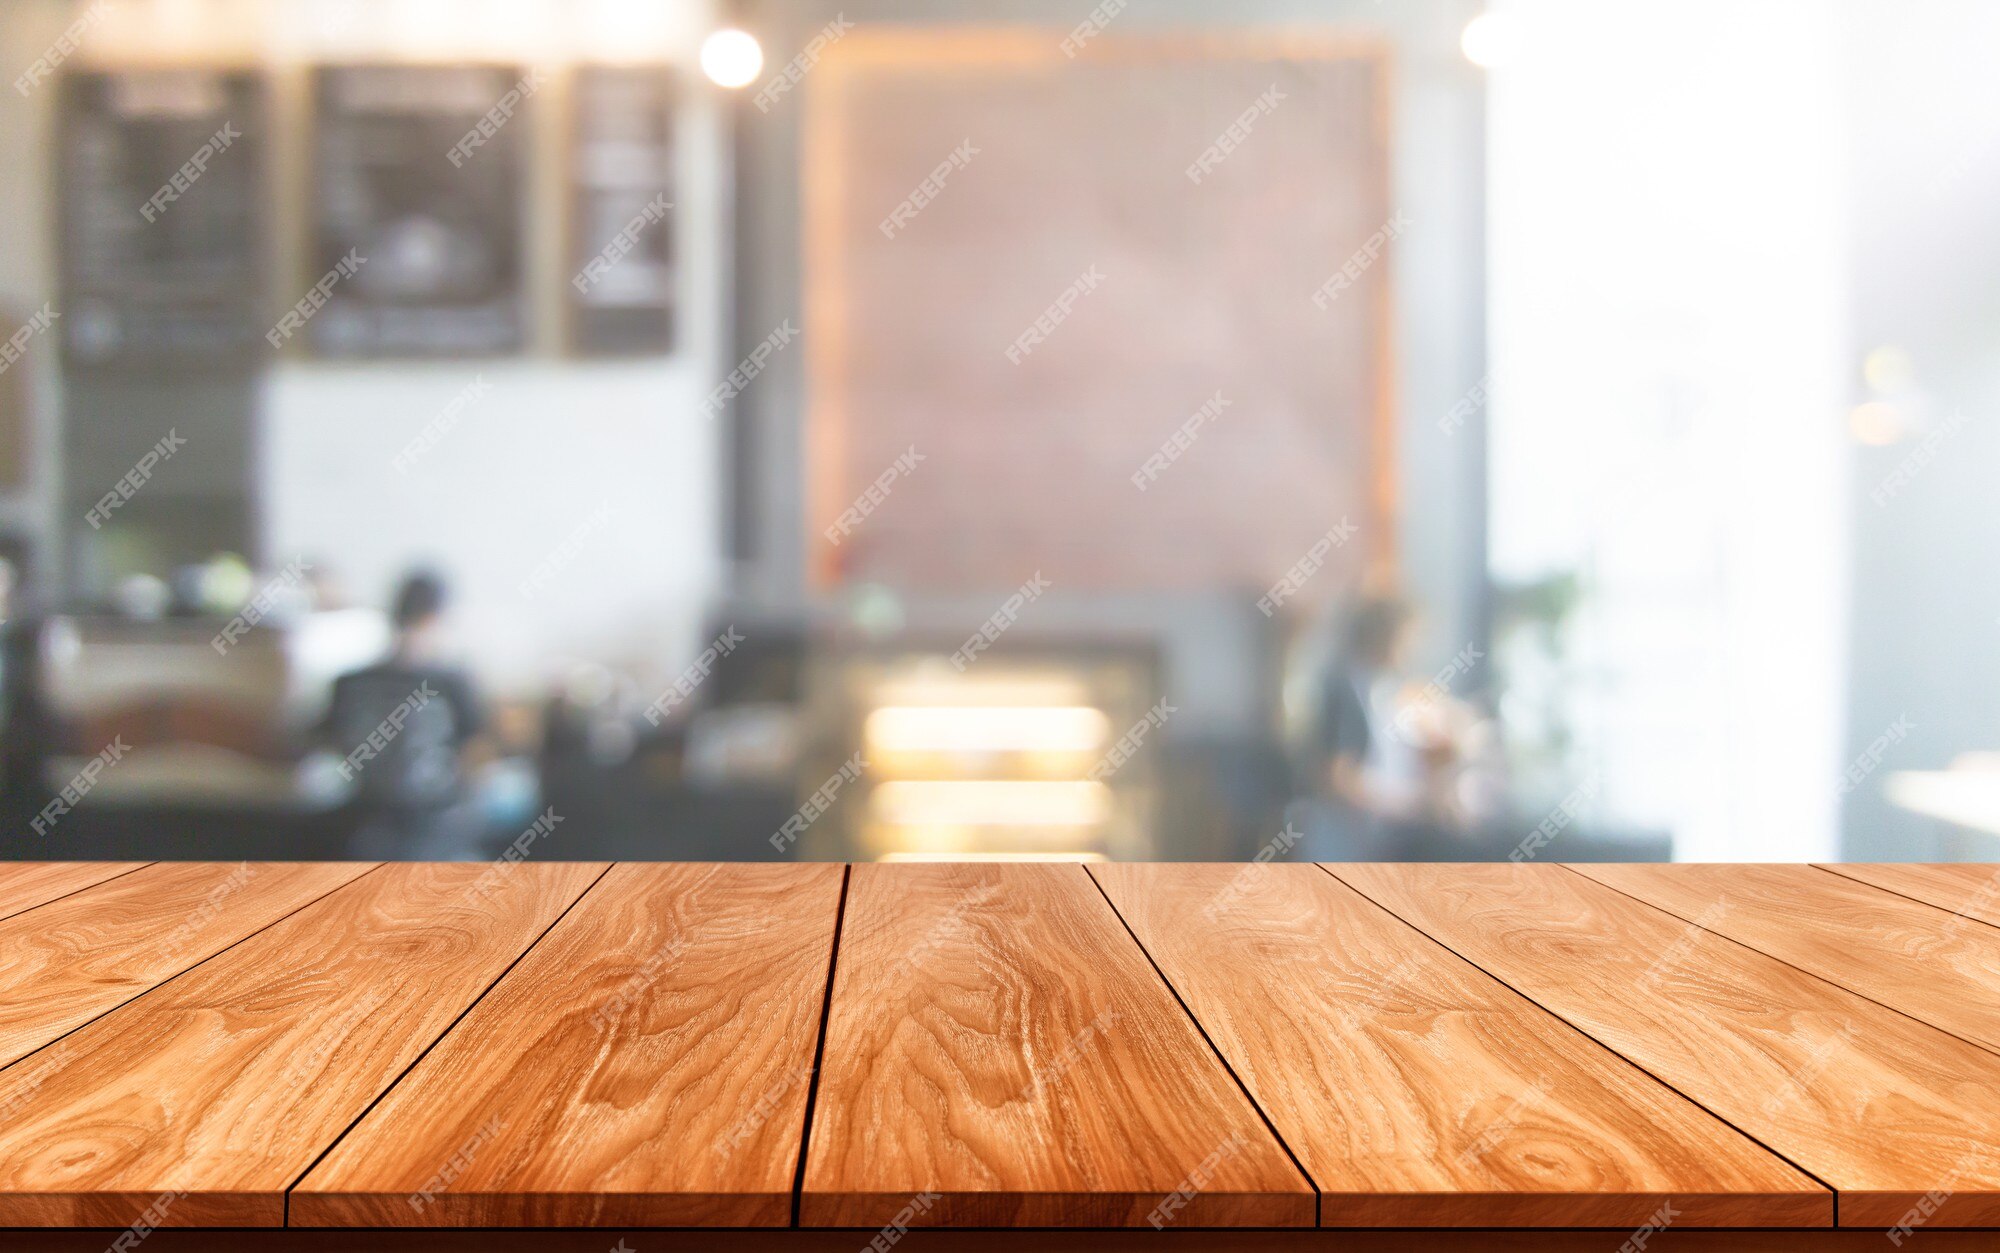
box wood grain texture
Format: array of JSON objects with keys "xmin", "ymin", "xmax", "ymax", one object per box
[
  {"xmin": 0, "ymin": 862, "xmax": 375, "ymax": 1070},
  {"xmin": 1573, "ymin": 862, "xmax": 2000, "ymax": 1056},
  {"xmin": 292, "ymin": 863, "xmax": 845, "ymax": 1227},
  {"xmin": 1818, "ymin": 863, "xmax": 2000, "ymax": 931},
  {"xmin": 800, "ymin": 863, "xmax": 1313, "ymax": 1228},
  {"xmin": 0, "ymin": 861, "xmax": 605, "ymax": 1228},
  {"xmin": 1329, "ymin": 862, "xmax": 2000, "ymax": 1228},
  {"xmin": 0, "ymin": 862, "xmax": 146, "ymax": 923},
  {"xmin": 1091, "ymin": 863, "xmax": 1829, "ymax": 1228}
]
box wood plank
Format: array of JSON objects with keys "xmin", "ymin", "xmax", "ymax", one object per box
[
  {"xmin": 0, "ymin": 861, "xmax": 605, "ymax": 1228},
  {"xmin": 1329, "ymin": 862, "xmax": 2000, "ymax": 1229},
  {"xmin": 800, "ymin": 863, "xmax": 1313, "ymax": 1228},
  {"xmin": 1091, "ymin": 863, "xmax": 1829, "ymax": 1228},
  {"xmin": 291, "ymin": 863, "xmax": 845, "ymax": 1227},
  {"xmin": 1573, "ymin": 862, "xmax": 2000, "ymax": 1055},
  {"xmin": 0, "ymin": 862, "xmax": 146, "ymax": 923},
  {"xmin": 1818, "ymin": 863, "xmax": 2000, "ymax": 931},
  {"xmin": 0, "ymin": 862, "xmax": 376, "ymax": 1071}
]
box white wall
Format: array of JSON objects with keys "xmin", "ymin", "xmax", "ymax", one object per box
[{"xmin": 261, "ymin": 361, "xmax": 722, "ymax": 695}]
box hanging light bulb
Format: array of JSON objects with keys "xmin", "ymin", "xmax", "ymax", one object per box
[{"xmin": 700, "ymin": 29, "xmax": 763, "ymax": 88}]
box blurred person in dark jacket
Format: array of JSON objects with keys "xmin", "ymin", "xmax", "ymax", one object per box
[
  {"xmin": 0, "ymin": 554, "xmax": 54, "ymax": 842},
  {"xmin": 321, "ymin": 570, "xmax": 487, "ymax": 858}
]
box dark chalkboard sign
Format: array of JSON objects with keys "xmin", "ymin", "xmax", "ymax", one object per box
[
  {"xmin": 568, "ymin": 65, "xmax": 676, "ymax": 356},
  {"xmin": 307, "ymin": 64, "xmax": 532, "ymax": 357},
  {"xmin": 57, "ymin": 69, "xmax": 265, "ymax": 368}
]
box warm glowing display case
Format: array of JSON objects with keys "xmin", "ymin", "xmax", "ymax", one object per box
[{"xmin": 798, "ymin": 639, "xmax": 1162, "ymax": 861}]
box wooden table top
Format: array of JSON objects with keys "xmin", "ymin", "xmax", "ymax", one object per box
[{"xmin": 0, "ymin": 860, "xmax": 1996, "ymax": 1239}]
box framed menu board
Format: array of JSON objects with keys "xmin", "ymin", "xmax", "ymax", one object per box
[
  {"xmin": 57, "ymin": 69, "xmax": 266, "ymax": 368},
  {"xmin": 308, "ymin": 64, "xmax": 529, "ymax": 357},
  {"xmin": 568, "ymin": 65, "xmax": 677, "ymax": 355}
]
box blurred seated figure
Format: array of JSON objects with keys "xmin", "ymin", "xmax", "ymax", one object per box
[
  {"xmin": 1293, "ymin": 594, "xmax": 1496, "ymax": 859},
  {"xmin": 0, "ymin": 554, "xmax": 54, "ymax": 839},
  {"xmin": 320, "ymin": 570, "xmax": 488, "ymax": 858}
]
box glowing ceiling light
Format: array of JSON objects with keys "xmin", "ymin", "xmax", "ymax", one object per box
[
  {"xmin": 1863, "ymin": 345, "xmax": 1914, "ymax": 394},
  {"xmin": 700, "ymin": 28, "xmax": 763, "ymax": 88},
  {"xmin": 1460, "ymin": 12, "xmax": 1517, "ymax": 68},
  {"xmin": 1847, "ymin": 402, "xmax": 1905, "ymax": 446}
]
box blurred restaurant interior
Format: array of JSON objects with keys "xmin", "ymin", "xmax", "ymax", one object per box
[{"xmin": 0, "ymin": 0, "xmax": 1995, "ymax": 865}]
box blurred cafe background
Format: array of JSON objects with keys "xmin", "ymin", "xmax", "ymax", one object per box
[{"xmin": 0, "ymin": 0, "xmax": 1995, "ymax": 865}]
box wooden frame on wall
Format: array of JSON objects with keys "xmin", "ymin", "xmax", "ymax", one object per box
[{"xmin": 801, "ymin": 29, "xmax": 1398, "ymax": 601}]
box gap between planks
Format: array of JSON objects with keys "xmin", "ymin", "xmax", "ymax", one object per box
[
  {"xmin": 1081, "ymin": 864, "xmax": 1323, "ymax": 1224},
  {"xmin": 1813, "ymin": 862, "xmax": 2000, "ymax": 934},
  {"xmin": 1312, "ymin": 862, "xmax": 1843, "ymax": 1222},
  {"xmin": 0, "ymin": 862, "xmax": 155, "ymax": 925},
  {"xmin": 272, "ymin": 862, "xmax": 851, "ymax": 1229},
  {"xmin": 279, "ymin": 863, "xmax": 618, "ymax": 1226},
  {"xmin": 789, "ymin": 864, "xmax": 853, "ymax": 1227},
  {"xmin": 0, "ymin": 862, "xmax": 390, "ymax": 1085},
  {"xmin": 1556, "ymin": 862, "xmax": 2000, "ymax": 1068}
]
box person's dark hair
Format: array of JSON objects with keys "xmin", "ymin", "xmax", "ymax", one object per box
[
  {"xmin": 391, "ymin": 570, "xmax": 448, "ymax": 631},
  {"xmin": 1342, "ymin": 595, "xmax": 1413, "ymax": 669}
]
